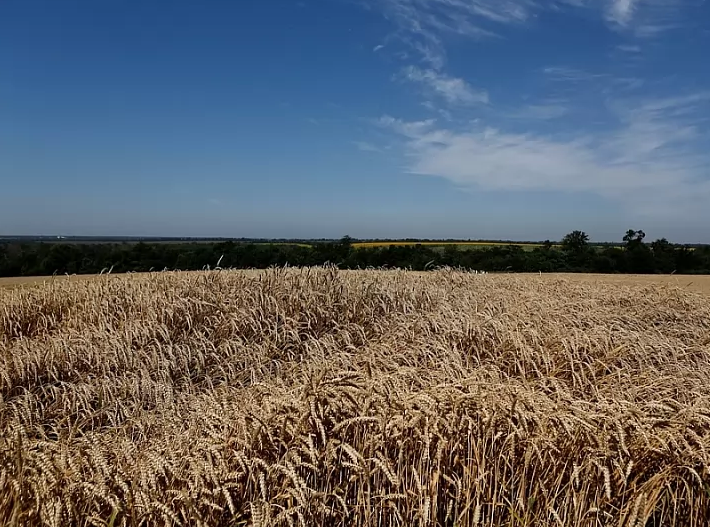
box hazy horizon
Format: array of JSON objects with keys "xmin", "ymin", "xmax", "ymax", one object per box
[{"xmin": 1, "ymin": 231, "xmax": 707, "ymax": 245}]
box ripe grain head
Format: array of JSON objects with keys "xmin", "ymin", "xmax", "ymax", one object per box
[{"xmin": 1, "ymin": 268, "xmax": 709, "ymax": 526}]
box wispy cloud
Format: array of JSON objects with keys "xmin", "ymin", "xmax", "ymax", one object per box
[
  {"xmin": 377, "ymin": 92, "xmax": 710, "ymax": 215},
  {"xmin": 543, "ymin": 67, "xmax": 608, "ymax": 83},
  {"xmin": 352, "ymin": 141, "xmax": 386, "ymax": 153},
  {"xmin": 371, "ymin": 0, "xmax": 534, "ymax": 67},
  {"xmin": 543, "ymin": 67, "xmax": 645, "ymax": 95},
  {"xmin": 378, "ymin": 115, "xmax": 436, "ymax": 136},
  {"xmin": 616, "ymin": 43, "xmax": 642, "ymax": 52},
  {"xmin": 379, "ymin": 0, "xmax": 531, "ymax": 33},
  {"xmin": 507, "ymin": 104, "xmax": 569, "ymax": 120},
  {"xmin": 606, "ymin": 0, "xmax": 637, "ymax": 26},
  {"xmin": 604, "ymin": 0, "xmax": 691, "ymax": 36},
  {"xmin": 370, "ymin": 0, "xmax": 692, "ymax": 67},
  {"xmin": 362, "ymin": 0, "xmax": 706, "ymax": 219},
  {"xmin": 402, "ymin": 66, "xmax": 489, "ymax": 105},
  {"xmin": 373, "ymin": 44, "xmax": 385, "ymax": 52}
]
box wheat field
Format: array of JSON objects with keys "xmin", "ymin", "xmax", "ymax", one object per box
[{"xmin": 2, "ymin": 268, "xmax": 710, "ymax": 526}]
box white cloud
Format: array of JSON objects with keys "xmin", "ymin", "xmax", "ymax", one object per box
[
  {"xmin": 373, "ymin": 44, "xmax": 385, "ymax": 52},
  {"xmin": 607, "ymin": 0, "xmax": 637, "ymax": 26},
  {"xmin": 378, "ymin": 93, "xmax": 710, "ymax": 216},
  {"xmin": 403, "ymin": 66, "xmax": 489, "ymax": 105},
  {"xmin": 378, "ymin": 115, "xmax": 437, "ymax": 137},
  {"xmin": 362, "ymin": 0, "xmax": 706, "ymax": 221},
  {"xmin": 507, "ymin": 104, "xmax": 569, "ymax": 120},
  {"xmin": 543, "ymin": 67, "xmax": 608, "ymax": 83},
  {"xmin": 604, "ymin": 0, "xmax": 691, "ymax": 36},
  {"xmin": 542, "ymin": 67, "xmax": 645, "ymax": 95},
  {"xmin": 369, "ymin": 0, "xmax": 692, "ymax": 65},
  {"xmin": 410, "ymin": 41, "xmax": 446, "ymax": 70},
  {"xmin": 352, "ymin": 141, "xmax": 386, "ymax": 152},
  {"xmin": 371, "ymin": 0, "xmax": 533, "ymax": 67}
]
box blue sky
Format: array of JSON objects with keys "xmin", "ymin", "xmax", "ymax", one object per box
[{"xmin": 1, "ymin": 0, "xmax": 709, "ymax": 242}]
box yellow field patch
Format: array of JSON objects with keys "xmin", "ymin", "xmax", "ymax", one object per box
[
  {"xmin": 351, "ymin": 241, "xmax": 633, "ymax": 250},
  {"xmin": 352, "ymin": 241, "xmax": 549, "ymax": 248},
  {"xmin": 342, "ymin": 241, "xmax": 634, "ymax": 251}
]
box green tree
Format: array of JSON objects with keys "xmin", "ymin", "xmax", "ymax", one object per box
[
  {"xmin": 650, "ymin": 238, "xmax": 672, "ymax": 253},
  {"xmin": 623, "ymin": 229, "xmax": 653, "ymax": 273},
  {"xmin": 442, "ymin": 244, "xmax": 459, "ymax": 266},
  {"xmin": 561, "ymin": 231, "xmax": 589, "ymax": 253},
  {"xmin": 651, "ymin": 238, "xmax": 675, "ymax": 273},
  {"xmin": 623, "ymin": 229, "xmax": 646, "ymax": 247}
]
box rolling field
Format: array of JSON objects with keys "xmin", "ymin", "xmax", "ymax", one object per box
[
  {"xmin": 4, "ymin": 271, "xmax": 710, "ymax": 295},
  {"xmin": 536, "ymin": 272, "xmax": 710, "ymax": 296},
  {"xmin": 2, "ymin": 268, "xmax": 710, "ymax": 526},
  {"xmin": 0, "ymin": 274, "xmax": 101, "ymax": 289}
]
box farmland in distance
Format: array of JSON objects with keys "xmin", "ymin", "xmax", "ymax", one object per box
[
  {"xmin": 350, "ymin": 240, "xmax": 628, "ymax": 251},
  {"xmin": 352, "ymin": 240, "xmax": 555, "ymax": 249}
]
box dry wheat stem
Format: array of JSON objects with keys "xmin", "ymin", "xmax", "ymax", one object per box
[{"xmin": 1, "ymin": 267, "xmax": 709, "ymax": 526}]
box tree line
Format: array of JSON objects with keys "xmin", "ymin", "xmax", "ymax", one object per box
[{"xmin": 1, "ymin": 230, "xmax": 709, "ymax": 277}]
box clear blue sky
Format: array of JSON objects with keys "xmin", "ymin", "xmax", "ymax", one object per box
[{"xmin": 2, "ymin": 0, "xmax": 709, "ymax": 242}]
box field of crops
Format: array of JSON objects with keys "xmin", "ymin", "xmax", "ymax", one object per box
[
  {"xmin": 2, "ymin": 268, "xmax": 710, "ymax": 526},
  {"xmin": 351, "ymin": 241, "xmax": 552, "ymax": 249}
]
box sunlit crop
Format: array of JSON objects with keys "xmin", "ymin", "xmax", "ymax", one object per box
[{"xmin": 2, "ymin": 268, "xmax": 709, "ymax": 526}]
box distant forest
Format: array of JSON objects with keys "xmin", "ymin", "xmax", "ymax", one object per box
[{"xmin": 1, "ymin": 230, "xmax": 710, "ymax": 277}]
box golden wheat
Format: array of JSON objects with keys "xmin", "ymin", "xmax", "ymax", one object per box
[{"xmin": 1, "ymin": 267, "xmax": 710, "ymax": 526}]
